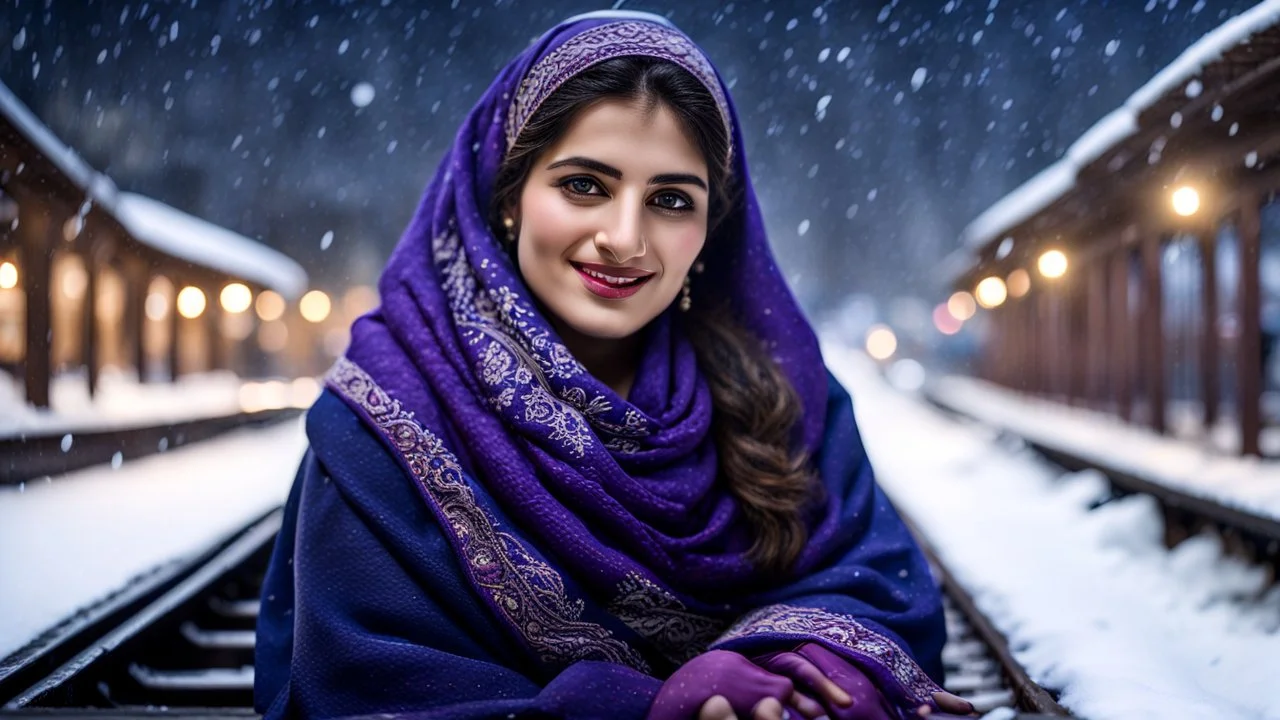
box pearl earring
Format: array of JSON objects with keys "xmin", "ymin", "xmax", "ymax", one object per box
[
  {"xmin": 502, "ymin": 216, "xmax": 516, "ymax": 244},
  {"xmin": 679, "ymin": 275, "xmax": 692, "ymax": 312}
]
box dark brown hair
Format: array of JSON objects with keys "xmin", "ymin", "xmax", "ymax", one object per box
[{"xmin": 491, "ymin": 56, "xmax": 818, "ymax": 575}]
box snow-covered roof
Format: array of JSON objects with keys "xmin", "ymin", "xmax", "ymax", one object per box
[
  {"xmin": 0, "ymin": 81, "xmax": 118, "ymax": 204},
  {"xmin": 115, "ymin": 193, "xmax": 308, "ymax": 299},
  {"xmin": 960, "ymin": 0, "xmax": 1280, "ymax": 251}
]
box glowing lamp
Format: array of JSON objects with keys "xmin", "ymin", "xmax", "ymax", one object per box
[
  {"xmin": 975, "ymin": 276, "xmax": 1008, "ymax": 309},
  {"xmin": 220, "ymin": 283, "xmax": 253, "ymax": 313},
  {"xmin": 947, "ymin": 291, "xmax": 977, "ymax": 321},
  {"xmin": 1007, "ymin": 268, "xmax": 1031, "ymax": 297},
  {"xmin": 1037, "ymin": 250, "xmax": 1068, "ymax": 279},
  {"xmin": 176, "ymin": 286, "xmax": 207, "ymax": 319},
  {"xmin": 299, "ymin": 290, "xmax": 332, "ymax": 323},
  {"xmin": 1171, "ymin": 186, "xmax": 1200, "ymax": 217},
  {"xmin": 255, "ymin": 290, "xmax": 285, "ymax": 321},
  {"xmin": 0, "ymin": 261, "xmax": 16, "ymax": 289},
  {"xmin": 865, "ymin": 324, "xmax": 898, "ymax": 361}
]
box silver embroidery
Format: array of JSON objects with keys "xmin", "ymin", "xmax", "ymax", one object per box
[
  {"xmin": 327, "ymin": 357, "xmax": 649, "ymax": 672},
  {"xmin": 609, "ymin": 573, "xmax": 726, "ymax": 663},
  {"xmin": 507, "ymin": 21, "xmax": 733, "ymax": 161},
  {"xmin": 713, "ymin": 605, "xmax": 941, "ymax": 704}
]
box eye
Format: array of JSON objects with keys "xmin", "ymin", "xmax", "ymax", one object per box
[
  {"xmin": 560, "ymin": 176, "xmax": 605, "ymax": 197},
  {"xmin": 651, "ymin": 191, "xmax": 693, "ymax": 212}
]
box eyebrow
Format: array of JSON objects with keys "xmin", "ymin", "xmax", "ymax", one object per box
[{"xmin": 545, "ymin": 156, "xmax": 708, "ymax": 191}]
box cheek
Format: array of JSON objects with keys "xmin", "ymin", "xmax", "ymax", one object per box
[{"xmin": 519, "ymin": 187, "xmax": 586, "ymax": 258}]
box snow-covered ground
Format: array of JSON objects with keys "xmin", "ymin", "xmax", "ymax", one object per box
[
  {"xmin": 0, "ymin": 415, "xmax": 307, "ymax": 661},
  {"xmin": 3, "ymin": 343, "xmax": 1278, "ymax": 720},
  {"xmin": 824, "ymin": 341, "xmax": 1280, "ymax": 720},
  {"xmin": 0, "ymin": 368, "xmax": 320, "ymax": 436},
  {"xmin": 928, "ymin": 373, "xmax": 1280, "ymax": 523}
]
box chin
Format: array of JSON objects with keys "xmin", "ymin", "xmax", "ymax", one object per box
[{"xmin": 554, "ymin": 305, "xmax": 658, "ymax": 341}]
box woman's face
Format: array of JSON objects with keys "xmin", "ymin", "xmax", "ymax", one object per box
[{"xmin": 515, "ymin": 97, "xmax": 709, "ymax": 342}]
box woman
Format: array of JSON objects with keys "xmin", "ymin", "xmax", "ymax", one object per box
[{"xmin": 254, "ymin": 11, "xmax": 973, "ymax": 720}]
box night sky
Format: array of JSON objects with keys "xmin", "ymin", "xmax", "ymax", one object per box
[{"xmin": 1, "ymin": 0, "xmax": 1265, "ymax": 313}]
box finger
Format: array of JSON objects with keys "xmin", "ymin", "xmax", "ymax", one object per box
[
  {"xmin": 751, "ymin": 696, "xmax": 786, "ymax": 720},
  {"xmin": 769, "ymin": 653, "xmax": 852, "ymax": 708},
  {"xmin": 930, "ymin": 691, "xmax": 977, "ymax": 716},
  {"xmin": 786, "ymin": 689, "xmax": 829, "ymax": 719},
  {"xmin": 699, "ymin": 695, "xmax": 739, "ymax": 720}
]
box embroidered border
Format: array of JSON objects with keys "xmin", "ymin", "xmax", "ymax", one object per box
[
  {"xmin": 327, "ymin": 357, "xmax": 649, "ymax": 673},
  {"xmin": 711, "ymin": 605, "xmax": 941, "ymax": 705},
  {"xmin": 608, "ymin": 572, "xmax": 725, "ymax": 664},
  {"xmin": 507, "ymin": 21, "xmax": 733, "ymax": 160},
  {"xmin": 433, "ymin": 225, "xmax": 651, "ymax": 456}
]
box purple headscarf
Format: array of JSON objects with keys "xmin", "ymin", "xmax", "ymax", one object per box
[
  {"xmin": 310, "ymin": 11, "xmax": 944, "ymax": 712},
  {"xmin": 340, "ymin": 13, "xmax": 827, "ymax": 600}
]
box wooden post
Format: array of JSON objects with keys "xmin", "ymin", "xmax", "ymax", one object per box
[
  {"xmin": 1087, "ymin": 259, "xmax": 1107, "ymax": 406},
  {"xmin": 1198, "ymin": 229, "xmax": 1218, "ymax": 430},
  {"xmin": 168, "ymin": 280, "xmax": 181, "ymax": 381},
  {"xmin": 1141, "ymin": 231, "xmax": 1166, "ymax": 434},
  {"xmin": 129, "ymin": 265, "xmax": 148, "ymax": 383},
  {"xmin": 205, "ymin": 282, "xmax": 222, "ymax": 372},
  {"xmin": 83, "ymin": 249, "xmax": 98, "ymax": 399},
  {"xmin": 1238, "ymin": 194, "xmax": 1263, "ymax": 457},
  {"xmin": 1069, "ymin": 274, "xmax": 1087, "ymax": 405},
  {"xmin": 1111, "ymin": 248, "xmax": 1132, "ymax": 422},
  {"xmin": 21, "ymin": 208, "xmax": 55, "ymax": 408}
]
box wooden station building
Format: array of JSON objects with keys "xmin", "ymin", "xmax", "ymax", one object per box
[
  {"xmin": 0, "ymin": 82, "xmax": 307, "ymax": 409},
  {"xmin": 950, "ymin": 2, "xmax": 1280, "ymax": 456}
]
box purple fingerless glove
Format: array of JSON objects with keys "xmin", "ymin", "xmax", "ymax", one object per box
[
  {"xmin": 754, "ymin": 643, "xmax": 900, "ymax": 720},
  {"xmin": 647, "ymin": 649, "xmax": 796, "ymax": 720}
]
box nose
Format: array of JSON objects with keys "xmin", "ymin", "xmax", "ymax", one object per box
[{"xmin": 594, "ymin": 205, "xmax": 646, "ymax": 263}]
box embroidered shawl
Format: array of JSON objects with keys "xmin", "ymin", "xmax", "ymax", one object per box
[{"xmin": 255, "ymin": 12, "xmax": 946, "ymax": 719}]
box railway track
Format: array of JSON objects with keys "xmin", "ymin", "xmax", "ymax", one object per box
[
  {"xmin": 0, "ymin": 503, "xmax": 1066, "ymax": 719},
  {"xmin": 923, "ymin": 386, "xmax": 1280, "ymax": 585},
  {"xmin": 1, "ymin": 409, "xmax": 304, "ymax": 484}
]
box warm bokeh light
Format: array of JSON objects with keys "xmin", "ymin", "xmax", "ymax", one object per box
[
  {"xmin": 342, "ymin": 285, "xmax": 379, "ymax": 320},
  {"xmin": 865, "ymin": 324, "xmax": 898, "ymax": 360},
  {"xmin": 145, "ymin": 291, "xmax": 169, "ymax": 321},
  {"xmin": 259, "ymin": 319, "xmax": 289, "ymax": 353},
  {"xmin": 239, "ymin": 380, "xmax": 289, "ymax": 413},
  {"xmin": 947, "ymin": 291, "xmax": 977, "ymax": 321},
  {"xmin": 1037, "ymin": 249, "xmax": 1068, "ymax": 279},
  {"xmin": 0, "ymin": 261, "xmax": 16, "ymax": 289},
  {"xmin": 933, "ymin": 303, "xmax": 962, "ymax": 335},
  {"xmin": 1171, "ymin": 186, "xmax": 1200, "ymax": 216},
  {"xmin": 220, "ymin": 283, "xmax": 253, "ymax": 313},
  {"xmin": 255, "ymin": 290, "xmax": 286, "ymax": 322},
  {"xmin": 176, "ymin": 286, "xmax": 207, "ymax": 319},
  {"xmin": 60, "ymin": 259, "xmax": 87, "ymax": 300},
  {"xmin": 1007, "ymin": 268, "xmax": 1031, "ymax": 297},
  {"xmin": 975, "ymin": 276, "xmax": 1008, "ymax": 309},
  {"xmin": 299, "ymin": 290, "xmax": 332, "ymax": 323},
  {"xmin": 291, "ymin": 377, "xmax": 322, "ymax": 407}
]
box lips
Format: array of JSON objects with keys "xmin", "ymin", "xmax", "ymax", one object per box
[{"xmin": 571, "ymin": 262, "xmax": 655, "ymax": 299}]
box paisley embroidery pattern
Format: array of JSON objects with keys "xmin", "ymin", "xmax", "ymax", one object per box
[
  {"xmin": 608, "ymin": 573, "xmax": 726, "ymax": 664},
  {"xmin": 507, "ymin": 21, "xmax": 732, "ymax": 160},
  {"xmin": 327, "ymin": 357, "xmax": 649, "ymax": 672},
  {"xmin": 431, "ymin": 224, "xmax": 650, "ymax": 456},
  {"xmin": 712, "ymin": 605, "xmax": 942, "ymax": 705}
]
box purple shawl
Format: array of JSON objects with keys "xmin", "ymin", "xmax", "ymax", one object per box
[{"xmin": 285, "ymin": 11, "xmax": 946, "ymax": 717}]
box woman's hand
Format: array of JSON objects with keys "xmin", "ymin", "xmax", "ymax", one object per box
[
  {"xmin": 753, "ymin": 643, "xmax": 977, "ymax": 719},
  {"xmin": 648, "ymin": 649, "xmax": 825, "ymax": 720}
]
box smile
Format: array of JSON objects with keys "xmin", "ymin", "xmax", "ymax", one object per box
[{"xmin": 571, "ymin": 262, "xmax": 655, "ymax": 299}]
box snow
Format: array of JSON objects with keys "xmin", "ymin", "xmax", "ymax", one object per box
[
  {"xmin": 2, "ymin": 79, "xmax": 306, "ymax": 301},
  {"xmin": 961, "ymin": 0, "xmax": 1280, "ymax": 251},
  {"xmin": 0, "ymin": 368, "xmax": 320, "ymax": 436},
  {"xmin": 114, "ymin": 192, "xmax": 308, "ymax": 300},
  {"xmin": 927, "ymin": 373, "xmax": 1280, "ymax": 523},
  {"xmin": 0, "ymin": 81, "xmax": 117, "ymax": 205},
  {"xmin": 0, "ymin": 416, "xmax": 306, "ymax": 661},
  {"xmin": 823, "ymin": 340, "xmax": 1280, "ymax": 720}
]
